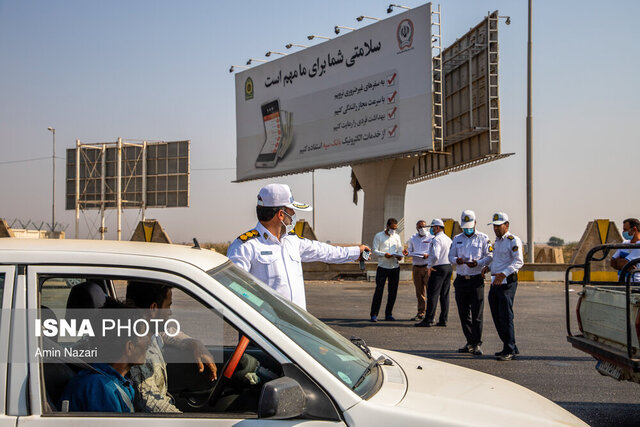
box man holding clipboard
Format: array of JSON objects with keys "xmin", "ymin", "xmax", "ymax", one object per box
[{"xmin": 369, "ymin": 218, "xmax": 404, "ymax": 322}]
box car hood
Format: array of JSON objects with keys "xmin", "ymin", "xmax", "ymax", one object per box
[{"xmin": 372, "ymin": 348, "xmax": 586, "ymax": 426}]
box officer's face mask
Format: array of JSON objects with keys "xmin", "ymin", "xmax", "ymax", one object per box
[
  {"xmin": 429, "ymin": 228, "xmax": 436, "ymax": 236},
  {"xmin": 623, "ymin": 228, "xmax": 635, "ymax": 240},
  {"xmin": 281, "ymin": 210, "xmax": 297, "ymax": 234},
  {"xmin": 463, "ymin": 228, "xmax": 475, "ymax": 237},
  {"xmin": 387, "ymin": 228, "xmax": 396, "ymax": 236},
  {"xmin": 418, "ymin": 227, "xmax": 428, "ymax": 236}
]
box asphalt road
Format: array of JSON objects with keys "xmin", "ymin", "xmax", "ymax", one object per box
[{"xmin": 305, "ymin": 280, "xmax": 640, "ymax": 426}]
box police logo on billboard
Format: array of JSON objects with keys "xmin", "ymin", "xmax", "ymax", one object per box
[
  {"xmin": 245, "ymin": 77, "xmax": 254, "ymax": 100},
  {"xmin": 397, "ymin": 19, "xmax": 414, "ymax": 50}
]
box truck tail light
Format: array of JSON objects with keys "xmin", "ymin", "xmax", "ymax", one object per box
[
  {"xmin": 635, "ymin": 308, "xmax": 640, "ymax": 346},
  {"xmin": 576, "ymin": 294, "xmax": 584, "ymax": 334}
]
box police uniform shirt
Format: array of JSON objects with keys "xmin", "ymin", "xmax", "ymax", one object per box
[
  {"xmin": 448, "ymin": 231, "xmax": 493, "ymax": 276},
  {"xmin": 427, "ymin": 231, "xmax": 453, "ymax": 268},
  {"xmin": 227, "ymin": 222, "xmax": 361, "ymax": 310},
  {"xmin": 490, "ymin": 231, "xmax": 524, "ymax": 282},
  {"xmin": 372, "ymin": 230, "xmax": 404, "ymax": 269},
  {"xmin": 407, "ymin": 232, "xmax": 432, "ymax": 266}
]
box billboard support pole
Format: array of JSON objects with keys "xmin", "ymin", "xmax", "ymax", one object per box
[
  {"xmin": 142, "ymin": 141, "xmax": 147, "ymax": 221},
  {"xmin": 352, "ymin": 157, "xmax": 417, "ymax": 247},
  {"xmin": 100, "ymin": 144, "xmax": 106, "ymax": 240},
  {"xmin": 312, "ymin": 170, "xmax": 315, "ymax": 231},
  {"xmin": 75, "ymin": 140, "xmax": 80, "ymax": 239},
  {"xmin": 526, "ymin": 0, "xmax": 534, "ymax": 262},
  {"xmin": 116, "ymin": 137, "xmax": 122, "ymax": 241}
]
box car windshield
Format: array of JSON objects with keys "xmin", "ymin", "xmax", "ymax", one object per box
[{"xmin": 208, "ymin": 261, "xmax": 380, "ymax": 397}]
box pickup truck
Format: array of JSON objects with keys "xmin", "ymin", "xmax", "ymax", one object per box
[{"xmin": 566, "ymin": 243, "xmax": 640, "ymax": 383}]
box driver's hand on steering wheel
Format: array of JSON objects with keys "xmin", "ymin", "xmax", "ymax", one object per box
[{"xmin": 187, "ymin": 339, "xmax": 217, "ymax": 381}]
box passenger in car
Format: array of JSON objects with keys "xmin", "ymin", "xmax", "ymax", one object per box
[
  {"xmin": 126, "ymin": 281, "xmax": 217, "ymax": 413},
  {"xmin": 59, "ymin": 298, "xmax": 150, "ymax": 412}
]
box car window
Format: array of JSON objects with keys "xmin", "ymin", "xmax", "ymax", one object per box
[
  {"xmin": 209, "ymin": 262, "xmax": 380, "ymax": 398},
  {"xmin": 38, "ymin": 273, "xmax": 283, "ymax": 418}
]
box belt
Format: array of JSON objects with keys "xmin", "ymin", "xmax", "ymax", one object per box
[{"xmin": 460, "ymin": 274, "xmax": 483, "ymax": 280}]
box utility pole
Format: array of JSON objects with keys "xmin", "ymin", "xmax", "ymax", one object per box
[
  {"xmin": 526, "ymin": 0, "xmax": 534, "ymax": 262},
  {"xmin": 47, "ymin": 127, "xmax": 56, "ymax": 232}
]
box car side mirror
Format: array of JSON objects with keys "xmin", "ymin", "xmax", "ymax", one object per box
[{"xmin": 258, "ymin": 376, "xmax": 306, "ymax": 419}]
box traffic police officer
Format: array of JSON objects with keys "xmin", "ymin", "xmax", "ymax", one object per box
[
  {"xmin": 483, "ymin": 212, "xmax": 524, "ymax": 360},
  {"xmin": 227, "ymin": 183, "xmax": 369, "ymax": 310},
  {"xmin": 415, "ymin": 218, "xmax": 453, "ymax": 327},
  {"xmin": 448, "ymin": 210, "xmax": 492, "ymax": 356}
]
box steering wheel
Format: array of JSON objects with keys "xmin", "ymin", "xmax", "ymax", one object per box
[{"xmin": 186, "ymin": 335, "xmax": 251, "ymax": 408}]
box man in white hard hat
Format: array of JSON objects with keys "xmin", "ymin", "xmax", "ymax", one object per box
[
  {"xmin": 483, "ymin": 212, "xmax": 524, "ymax": 361},
  {"xmin": 227, "ymin": 183, "xmax": 370, "ymax": 310},
  {"xmin": 448, "ymin": 210, "xmax": 492, "ymax": 356}
]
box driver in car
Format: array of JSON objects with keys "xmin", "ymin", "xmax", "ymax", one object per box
[{"xmin": 126, "ymin": 281, "xmax": 218, "ymax": 412}]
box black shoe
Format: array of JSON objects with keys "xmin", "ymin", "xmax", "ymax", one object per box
[
  {"xmin": 370, "ymin": 316, "xmax": 378, "ymax": 322},
  {"xmin": 414, "ymin": 320, "xmax": 434, "ymax": 327},
  {"xmin": 435, "ymin": 321, "xmax": 447, "ymax": 327},
  {"xmin": 497, "ymin": 353, "xmax": 515, "ymax": 361},
  {"xmin": 472, "ymin": 345, "xmax": 483, "ymax": 356},
  {"xmin": 494, "ymin": 350, "xmax": 505, "ymax": 356},
  {"xmin": 385, "ymin": 315, "xmax": 396, "ymax": 321},
  {"xmin": 457, "ymin": 344, "xmax": 473, "ymax": 353}
]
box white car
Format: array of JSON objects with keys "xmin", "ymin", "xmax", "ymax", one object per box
[{"xmin": 0, "ymin": 239, "xmax": 585, "ymax": 426}]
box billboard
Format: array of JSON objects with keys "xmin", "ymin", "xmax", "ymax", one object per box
[
  {"xmin": 235, "ymin": 3, "xmax": 433, "ymax": 182},
  {"xmin": 66, "ymin": 140, "xmax": 190, "ymax": 210},
  {"xmin": 409, "ymin": 11, "xmax": 511, "ymax": 184}
]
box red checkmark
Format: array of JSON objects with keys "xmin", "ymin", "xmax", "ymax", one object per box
[
  {"xmin": 387, "ymin": 107, "xmax": 397, "ymax": 119},
  {"xmin": 388, "ymin": 125, "xmax": 398, "ymax": 137},
  {"xmin": 387, "ymin": 91, "xmax": 397, "ymax": 103},
  {"xmin": 387, "ymin": 72, "xmax": 397, "ymax": 85}
]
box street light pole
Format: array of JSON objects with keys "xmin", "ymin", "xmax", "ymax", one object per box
[
  {"xmin": 526, "ymin": 0, "xmax": 534, "ymax": 262},
  {"xmin": 47, "ymin": 127, "xmax": 56, "ymax": 232}
]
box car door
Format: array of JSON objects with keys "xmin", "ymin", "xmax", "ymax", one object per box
[
  {"xmin": 0, "ymin": 266, "xmax": 17, "ymax": 427},
  {"xmin": 18, "ymin": 264, "xmax": 345, "ymax": 426}
]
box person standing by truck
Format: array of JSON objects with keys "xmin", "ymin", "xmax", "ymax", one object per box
[
  {"xmin": 610, "ymin": 218, "xmax": 640, "ymax": 282},
  {"xmin": 483, "ymin": 212, "xmax": 523, "ymax": 361}
]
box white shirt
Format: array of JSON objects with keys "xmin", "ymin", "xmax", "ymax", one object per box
[
  {"xmin": 490, "ymin": 231, "xmax": 524, "ymax": 279},
  {"xmin": 612, "ymin": 240, "xmax": 640, "ymax": 282},
  {"xmin": 407, "ymin": 232, "xmax": 432, "ymax": 266},
  {"xmin": 227, "ymin": 222, "xmax": 361, "ymax": 309},
  {"xmin": 448, "ymin": 231, "xmax": 493, "ymax": 276},
  {"xmin": 372, "ymin": 230, "xmax": 404, "ymax": 269},
  {"xmin": 427, "ymin": 231, "xmax": 452, "ymax": 268}
]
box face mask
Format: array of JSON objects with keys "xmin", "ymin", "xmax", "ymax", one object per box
[
  {"xmin": 463, "ymin": 228, "xmax": 475, "ymax": 237},
  {"xmin": 418, "ymin": 228, "xmax": 427, "ymax": 236},
  {"xmin": 387, "ymin": 228, "xmax": 396, "ymax": 236},
  {"xmin": 281, "ymin": 210, "xmax": 297, "ymax": 234},
  {"xmin": 429, "ymin": 228, "xmax": 436, "ymax": 236},
  {"xmin": 623, "ymin": 231, "xmax": 633, "ymax": 240}
]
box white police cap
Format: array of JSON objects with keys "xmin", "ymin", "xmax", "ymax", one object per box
[{"xmin": 257, "ymin": 184, "xmax": 312, "ymax": 212}]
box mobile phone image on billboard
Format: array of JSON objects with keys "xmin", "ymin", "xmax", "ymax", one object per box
[{"xmin": 255, "ymin": 100, "xmax": 282, "ymax": 168}]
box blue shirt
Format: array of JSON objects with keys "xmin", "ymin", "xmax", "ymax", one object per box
[{"xmin": 60, "ymin": 363, "xmax": 135, "ymax": 412}]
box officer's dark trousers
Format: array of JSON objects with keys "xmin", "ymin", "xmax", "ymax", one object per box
[
  {"xmin": 454, "ymin": 274, "xmax": 484, "ymax": 346},
  {"xmin": 488, "ymin": 281, "xmax": 518, "ymax": 353},
  {"xmin": 370, "ymin": 266, "xmax": 400, "ymax": 317},
  {"xmin": 425, "ymin": 264, "xmax": 452, "ymax": 324}
]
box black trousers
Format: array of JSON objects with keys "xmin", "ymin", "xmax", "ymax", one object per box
[
  {"xmin": 488, "ymin": 280, "xmax": 518, "ymax": 354},
  {"xmin": 370, "ymin": 266, "xmax": 400, "ymax": 317},
  {"xmin": 454, "ymin": 274, "xmax": 484, "ymax": 346},
  {"xmin": 425, "ymin": 264, "xmax": 452, "ymax": 324}
]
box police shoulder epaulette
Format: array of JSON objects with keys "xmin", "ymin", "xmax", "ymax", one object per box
[
  {"xmin": 489, "ymin": 243, "xmax": 494, "ymax": 252},
  {"xmin": 507, "ymin": 235, "xmax": 515, "ymax": 240},
  {"xmin": 238, "ymin": 229, "xmax": 259, "ymax": 242}
]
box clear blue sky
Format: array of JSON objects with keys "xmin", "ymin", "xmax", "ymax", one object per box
[{"xmin": 1, "ymin": 0, "xmax": 638, "ymax": 244}]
